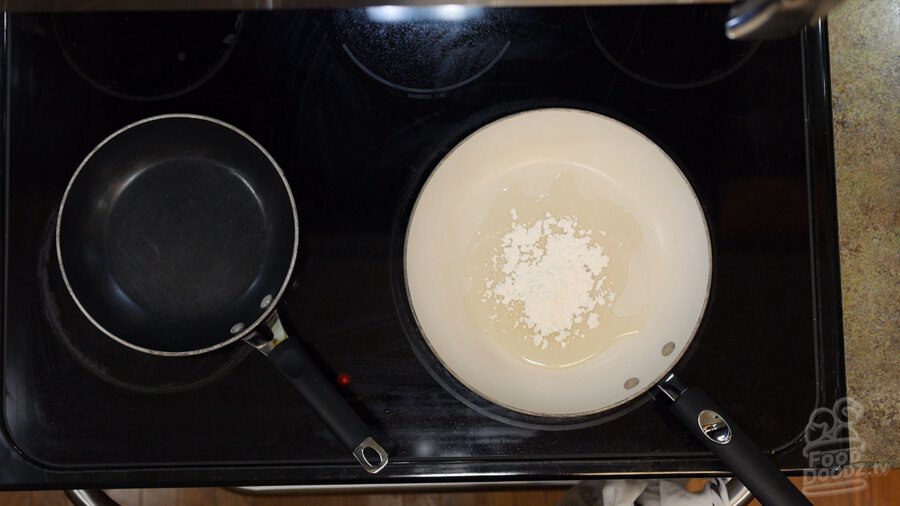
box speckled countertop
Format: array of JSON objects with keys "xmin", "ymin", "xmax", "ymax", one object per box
[{"xmin": 828, "ymin": 0, "xmax": 899, "ymax": 466}]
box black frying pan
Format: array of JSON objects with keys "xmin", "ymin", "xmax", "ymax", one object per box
[{"xmin": 56, "ymin": 114, "xmax": 387, "ymax": 473}]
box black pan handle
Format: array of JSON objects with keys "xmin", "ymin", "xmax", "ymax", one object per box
[
  {"xmin": 246, "ymin": 312, "xmax": 388, "ymax": 474},
  {"xmin": 660, "ymin": 375, "xmax": 810, "ymax": 505}
]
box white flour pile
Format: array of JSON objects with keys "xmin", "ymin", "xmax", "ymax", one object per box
[{"xmin": 483, "ymin": 209, "xmax": 614, "ymax": 350}]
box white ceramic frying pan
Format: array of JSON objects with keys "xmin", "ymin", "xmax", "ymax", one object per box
[{"xmin": 404, "ymin": 109, "xmax": 810, "ymax": 505}]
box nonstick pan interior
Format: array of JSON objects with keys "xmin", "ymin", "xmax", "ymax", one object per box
[{"xmin": 57, "ymin": 115, "xmax": 297, "ymax": 354}]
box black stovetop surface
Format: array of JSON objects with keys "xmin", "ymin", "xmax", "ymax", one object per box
[{"xmin": 0, "ymin": 6, "xmax": 844, "ymax": 488}]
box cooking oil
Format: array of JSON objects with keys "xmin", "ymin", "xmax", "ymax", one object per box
[{"xmin": 462, "ymin": 162, "xmax": 647, "ymax": 368}]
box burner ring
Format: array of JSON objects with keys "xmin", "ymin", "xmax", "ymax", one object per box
[
  {"xmin": 340, "ymin": 40, "xmax": 511, "ymax": 95},
  {"xmin": 38, "ymin": 217, "xmax": 251, "ymax": 395},
  {"xmin": 53, "ymin": 11, "xmax": 243, "ymax": 101},
  {"xmin": 333, "ymin": 7, "xmax": 511, "ymax": 95},
  {"xmin": 584, "ymin": 5, "xmax": 759, "ymax": 90}
]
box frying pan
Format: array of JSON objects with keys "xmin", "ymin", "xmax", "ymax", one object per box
[
  {"xmin": 404, "ymin": 109, "xmax": 810, "ymax": 504},
  {"xmin": 56, "ymin": 114, "xmax": 387, "ymax": 473}
]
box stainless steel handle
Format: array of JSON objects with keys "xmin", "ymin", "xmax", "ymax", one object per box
[
  {"xmin": 726, "ymin": 0, "xmax": 843, "ymax": 40},
  {"xmin": 728, "ymin": 480, "xmax": 754, "ymax": 506},
  {"xmin": 65, "ymin": 490, "xmax": 119, "ymax": 506}
]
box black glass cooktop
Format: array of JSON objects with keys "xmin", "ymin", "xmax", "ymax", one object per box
[{"xmin": 0, "ymin": 6, "xmax": 844, "ymax": 488}]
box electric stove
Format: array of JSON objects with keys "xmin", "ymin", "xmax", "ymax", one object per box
[{"xmin": 0, "ymin": 5, "xmax": 844, "ymax": 489}]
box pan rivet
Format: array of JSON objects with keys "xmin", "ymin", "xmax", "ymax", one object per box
[
  {"xmin": 662, "ymin": 342, "xmax": 676, "ymax": 356},
  {"xmin": 230, "ymin": 323, "xmax": 245, "ymax": 334},
  {"xmin": 624, "ymin": 377, "xmax": 640, "ymax": 390},
  {"xmin": 260, "ymin": 295, "xmax": 273, "ymax": 309}
]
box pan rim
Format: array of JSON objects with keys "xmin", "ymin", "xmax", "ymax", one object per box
[
  {"xmin": 403, "ymin": 107, "xmax": 713, "ymax": 418},
  {"xmin": 55, "ymin": 113, "xmax": 299, "ymax": 357}
]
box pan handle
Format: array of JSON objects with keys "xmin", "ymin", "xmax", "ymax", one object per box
[
  {"xmin": 65, "ymin": 490, "xmax": 118, "ymax": 506},
  {"xmin": 660, "ymin": 374, "xmax": 810, "ymax": 506},
  {"xmin": 246, "ymin": 312, "xmax": 388, "ymax": 474}
]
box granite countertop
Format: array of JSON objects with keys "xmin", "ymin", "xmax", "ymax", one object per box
[{"xmin": 829, "ymin": 0, "xmax": 899, "ymax": 466}]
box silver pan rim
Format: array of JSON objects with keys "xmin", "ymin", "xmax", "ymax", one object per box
[{"xmin": 55, "ymin": 113, "xmax": 300, "ymax": 357}]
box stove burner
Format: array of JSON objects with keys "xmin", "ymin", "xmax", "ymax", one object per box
[
  {"xmin": 584, "ymin": 6, "xmax": 759, "ymax": 89},
  {"xmin": 333, "ymin": 7, "xmax": 510, "ymax": 95},
  {"xmin": 38, "ymin": 219, "xmax": 251, "ymax": 394},
  {"xmin": 53, "ymin": 12, "xmax": 242, "ymax": 101}
]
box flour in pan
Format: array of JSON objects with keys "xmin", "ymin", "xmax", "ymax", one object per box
[
  {"xmin": 461, "ymin": 169, "xmax": 646, "ymax": 368},
  {"xmin": 484, "ymin": 210, "xmax": 615, "ymax": 350}
]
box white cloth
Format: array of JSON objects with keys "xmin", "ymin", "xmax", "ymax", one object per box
[{"xmin": 559, "ymin": 478, "xmax": 730, "ymax": 506}]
